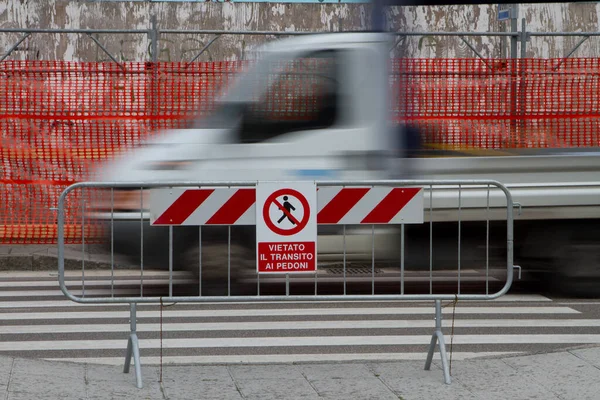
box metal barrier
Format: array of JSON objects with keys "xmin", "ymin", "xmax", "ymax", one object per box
[{"xmin": 57, "ymin": 179, "xmax": 518, "ymax": 388}]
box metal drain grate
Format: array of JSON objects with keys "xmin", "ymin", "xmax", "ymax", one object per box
[{"xmin": 326, "ymin": 266, "xmax": 383, "ymax": 275}]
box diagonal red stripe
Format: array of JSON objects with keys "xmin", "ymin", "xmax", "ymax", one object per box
[
  {"xmin": 317, "ymin": 188, "xmax": 370, "ymax": 224},
  {"xmin": 205, "ymin": 188, "xmax": 256, "ymax": 225},
  {"xmin": 361, "ymin": 187, "xmax": 421, "ymax": 224},
  {"xmin": 153, "ymin": 189, "xmax": 214, "ymax": 225}
]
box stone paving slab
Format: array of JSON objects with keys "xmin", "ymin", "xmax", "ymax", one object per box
[
  {"xmin": 449, "ymin": 359, "xmax": 559, "ymax": 400},
  {"xmin": 369, "ymin": 360, "xmax": 480, "ymax": 400},
  {"xmin": 503, "ymin": 351, "xmax": 600, "ymax": 400},
  {"xmin": 3, "ymin": 346, "xmax": 600, "ymax": 400}
]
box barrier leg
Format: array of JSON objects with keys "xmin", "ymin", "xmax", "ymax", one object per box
[
  {"xmin": 124, "ymin": 335, "xmax": 133, "ymax": 373},
  {"xmin": 123, "ymin": 303, "xmax": 143, "ymax": 389},
  {"xmin": 424, "ymin": 300, "xmax": 451, "ymax": 384},
  {"xmin": 436, "ymin": 330, "xmax": 451, "ymax": 384},
  {"xmin": 130, "ymin": 333, "xmax": 143, "ymax": 389}
]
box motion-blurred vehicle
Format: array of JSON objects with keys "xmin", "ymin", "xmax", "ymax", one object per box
[{"xmin": 93, "ymin": 32, "xmax": 600, "ymax": 296}]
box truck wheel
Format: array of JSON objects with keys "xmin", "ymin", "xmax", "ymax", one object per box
[
  {"xmin": 550, "ymin": 243, "xmax": 600, "ymax": 298},
  {"xmin": 519, "ymin": 220, "xmax": 600, "ymax": 298},
  {"xmin": 181, "ymin": 241, "xmax": 256, "ymax": 295}
]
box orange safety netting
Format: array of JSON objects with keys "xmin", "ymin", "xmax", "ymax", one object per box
[{"xmin": 1, "ymin": 58, "xmax": 599, "ymax": 243}]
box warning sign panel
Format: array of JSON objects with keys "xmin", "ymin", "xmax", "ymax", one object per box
[
  {"xmin": 258, "ymin": 242, "xmax": 316, "ymax": 272},
  {"xmin": 256, "ymin": 182, "xmax": 317, "ymax": 274}
]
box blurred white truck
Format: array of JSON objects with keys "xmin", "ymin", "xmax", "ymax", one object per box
[{"xmin": 94, "ymin": 32, "xmax": 600, "ymax": 296}]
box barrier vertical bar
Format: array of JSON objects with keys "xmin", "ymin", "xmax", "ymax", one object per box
[
  {"xmin": 458, "ymin": 184, "xmax": 462, "ymax": 295},
  {"xmin": 169, "ymin": 226, "xmax": 173, "ymax": 298},
  {"xmin": 111, "ymin": 188, "xmax": 114, "ymax": 298},
  {"xmin": 81, "ymin": 193, "xmax": 86, "ymax": 298},
  {"xmin": 486, "ymin": 185, "xmax": 490, "ymax": 295},
  {"xmin": 400, "ymin": 223, "xmax": 405, "ymax": 295},
  {"xmin": 228, "ymin": 226, "xmax": 231, "ymax": 296},
  {"xmin": 371, "ymin": 224, "xmax": 375, "ymax": 295},
  {"xmin": 429, "ymin": 185, "xmax": 433, "ymax": 295},
  {"xmin": 140, "ymin": 189, "xmax": 144, "ymax": 297},
  {"xmin": 198, "ymin": 225, "xmax": 202, "ymax": 296},
  {"xmin": 343, "ymin": 225, "xmax": 347, "ymax": 295},
  {"xmin": 314, "ymin": 247, "xmax": 318, "ymax": 296},
  {"xmin": 257, "ymin": 250, "xmax": 261, "ymax": 297}
]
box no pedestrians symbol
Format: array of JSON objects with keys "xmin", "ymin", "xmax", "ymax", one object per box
[
  {"xmin": 263, "ymin": 188, "xmax": 310, "ymax": 236},
  {"xmin": 256, "ymin": 182, "xmax": 317, "ymax": 274}
]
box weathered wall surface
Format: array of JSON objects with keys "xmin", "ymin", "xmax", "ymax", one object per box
[{"xmin": 1, "ymin": 1, "xmax": 600, "ymax": 61}]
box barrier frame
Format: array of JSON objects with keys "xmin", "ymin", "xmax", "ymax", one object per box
[{"xmin": 57, "ymin": 179, "xmax": 518, "ymax": 388}]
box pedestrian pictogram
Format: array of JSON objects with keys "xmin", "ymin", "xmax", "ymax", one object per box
[
  {"xmin": 278, "ymin": 196, "xmax": 296, "ymax": 225},
  {"xmin": 256, "ymin": 182, "xmax": 317, "ymax": 274},
  {"xmin": 263, "ymin": 188, "xmax": 310, "ymax": 236}
]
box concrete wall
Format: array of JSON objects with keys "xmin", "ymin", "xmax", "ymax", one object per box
[{"xmin": 1, "ymin": 1, "xmax": 600, "ymax": 61}]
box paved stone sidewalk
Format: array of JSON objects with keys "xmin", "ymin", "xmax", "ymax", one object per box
[{"xmin": 2, "ymin": 346, "xmax": 600, "ymax": 400}]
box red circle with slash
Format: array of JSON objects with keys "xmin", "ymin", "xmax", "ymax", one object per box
[{"xmin": 263, "ymin": 188, "xmax": 310, "ymax": 236}]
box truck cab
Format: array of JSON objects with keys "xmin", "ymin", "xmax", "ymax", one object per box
[{"xmin": 93, "ymin": 33, "xmax": 406, "ymax": 277}]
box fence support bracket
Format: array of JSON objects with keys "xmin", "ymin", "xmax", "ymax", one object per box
[
  {"xmin": 185, "ymin": 35, "xmax": 221, "ymax": 68},
  {"xmin": 123, "ymin": 303, "xmax": 143, "ymax": 389},
  {"xmin": 0, "ymin": 32, "xmax": 31, "ymax": 63},
  {"xmin": 425, "ymin": 300, "xmax": 451, "ymax": 384},
  {"xmin": 86, "ymin": 33, "xmax": 126, "ymax": 71}
]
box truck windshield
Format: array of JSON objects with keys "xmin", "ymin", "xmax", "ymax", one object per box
[{"xmin": 190, "ymin": 50, "xmax": 341, "ymax": 142}]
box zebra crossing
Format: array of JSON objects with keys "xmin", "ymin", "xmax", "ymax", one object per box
[{"xmin": 1, "ymin": 270, "xmax": 599, "ymax": 366}]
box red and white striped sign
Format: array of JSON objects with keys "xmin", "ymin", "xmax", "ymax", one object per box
[
  {"xmin": 150, "ymin": 188, "xmax": 256, "ymax": 226},
  {"xmin": 150, "ymin": 186, "xmax": 423, "ymax": 226},
  {"xmin": 317, "ymin": 187, "xmax": 423, "ymax": 225}
]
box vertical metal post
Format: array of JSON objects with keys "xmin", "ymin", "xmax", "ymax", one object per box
[
  {"xmin": 457, "ymin": 185, "xmax": 461, "ymax": 295},
  {"xmin": 124, "ymin": 303, "xmax": 143, "ymax": 389},
  {"xmin": 509, "ymin": 5, "xmax": 519, "ymax": 145},
  {"xmin": 343, "ymin": 225, "xmax": 347, "ymax": 295},
  {"xmin": 519, "ymin": 18, "xmax": 527, "ymax": 137},
  {"xmin": 150, "ymin": 15, "xmax": 158, "ymax": 63},
  {"xmin": 198, "ymin": 225, "xmax": 202, "ymax": 296},
  {"xmin": 140, "ymin": 189, "xmax": 144, "ymax": 297},
  {"xmin": 486, "ymin": 185, "xmax": 491, "ymax": 295},
  {"xmin": 286, "ymin": 274, "xmax": 290, "ymax": 296},
  {"xmin": 148, "ymin": 15, "xmax": 158, "ymax": 132},
  {"xmin": 371, "ymin": 224, "xmax": 375, "ymax": 295},
  {"xmin": 371, "ymin": 0, "xmax": 385, "ymax": 32},
  {"xmin": 314, "ymin": 259, "xmax": 318, "ymax": 296},
  {"xmin": 510, "ymin": 5, "xmax": 519, "ymax": 59},
  {"xmin": 520, "ymin": 18, "xmax": 527, "ymax": 59},
  {"xmin": 169, "ymin": 226, "xmax": 173, "ymax": 298},
  {"xmin": 400, "ymin": 224, "xmax": 405, "ymax": 295},
  {"xmin": 424, "ymin": 300, "xmax": 451, "ymax": 384},
  {"xmin": 110, "ymin": 188, "xmax": 114, "ymax": 298},
  {"xmin": 429, "ymin": 185, "xmax": 433, "ymax": 295},
  {"xmin": 81, "ymin": 194, "xmax": 86, "ymax": 298},
  {"xmin": 257, "ymin": 269, "xmax": 261, "ymax": 296},
  {"xmin": 228, "ymin": 226, "xmax": 231, "ymax": 296}
]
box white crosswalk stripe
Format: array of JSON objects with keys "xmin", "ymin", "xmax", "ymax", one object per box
[{"xmin": 1, "ymin": 271, "xmax": 598, "ymax": 366}]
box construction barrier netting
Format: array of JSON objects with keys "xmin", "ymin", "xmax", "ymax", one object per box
[{"xmin": 1, "ymin": 58, "xmax": 599, "ymax": 243}]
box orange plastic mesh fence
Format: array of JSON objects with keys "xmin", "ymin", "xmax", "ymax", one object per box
[{"xmin": 1, "ymin": 58, "xmax": 599, "ymax": 243}]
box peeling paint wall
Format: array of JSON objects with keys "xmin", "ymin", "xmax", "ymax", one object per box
[{"xmin": 1, "ymin": 1, "xmax": 600, "ymax": 61}]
